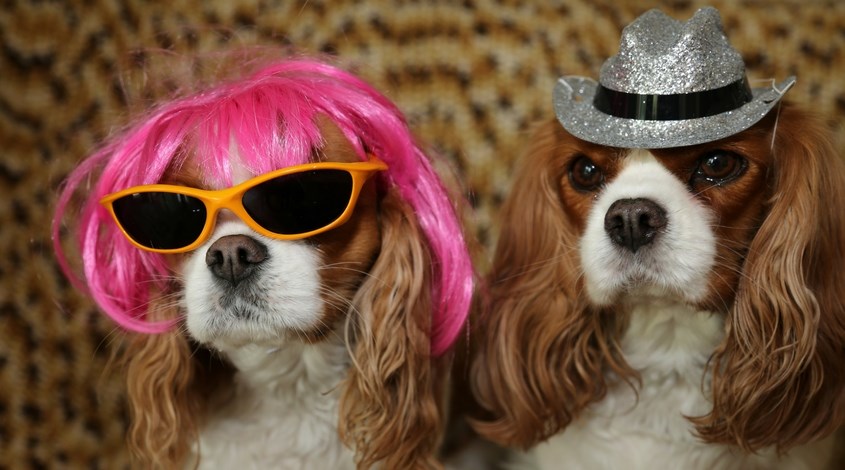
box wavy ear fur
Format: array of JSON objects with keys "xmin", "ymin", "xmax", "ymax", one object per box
[
  {"xmin": 120, "ymin": 296, "xmax": 198, "ymax": 468},
  {"xmin": 120, "ymin": 294, "xmax": 231, "ymax": 468},
  {"xmin": 339, "ymin": 191, "xmax": 446, "ymax": 469},
  {"xmin": 693, "ymin": 104, "xmax": 845, "ymax": 450},
  {"xmin": 470, "ymin": 120, "xmax": 633, "ymax": 448}
]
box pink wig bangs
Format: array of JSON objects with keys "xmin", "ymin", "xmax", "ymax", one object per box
[{"xmin": 52, "ymin": 57, "xmax": 473, "ymax": 356}]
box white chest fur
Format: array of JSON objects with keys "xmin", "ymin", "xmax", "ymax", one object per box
[
  {"xmin": 190, "ymin": 337, "xmax": 356, "ymax": 470},
  {"xmin": 523, "ymin": 300, "xmax": 834, "ymax": 470}
]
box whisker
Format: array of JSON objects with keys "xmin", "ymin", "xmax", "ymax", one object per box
[{"xmin": 317, "ymin": 264, "xmax": 372, "ymax": 278}]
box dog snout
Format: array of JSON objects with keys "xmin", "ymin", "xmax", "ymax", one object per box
[
  {"xmin": 205, "ymin": 235, "xmax": 269, "ymax": 285},
  {"xmin": 604, "ymin": 198, "xmax": 667, "ymax": 253}
]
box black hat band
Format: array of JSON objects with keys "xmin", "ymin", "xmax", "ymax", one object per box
[{"xmin": 593, "ymin": 77, "xmax": 753, "ymax": 121}]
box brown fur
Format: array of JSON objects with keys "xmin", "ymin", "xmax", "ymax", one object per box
[
  {"xmin": 122, "ymin": 301, "xmax": 196, "ymax": 468},
  {"xmin": 339, "ymin": 193, "xmax": 446, "ymax": 470},
  {"xmin": 470, "ymin": 121, "xmax": 635, "ymax": 448},
  {"xmin": 691, "ymin": 105, "xmax": 845, "ymax": 451},
  {"xmin": 120, "ymin": 295, "xmax": 233, "ymax": 469},
  {"xmin": 471, "ymin": 104, "xmax": 845, "ymax": 452}
]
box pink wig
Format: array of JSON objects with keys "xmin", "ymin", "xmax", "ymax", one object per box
[{"xmin": 53, "ymin": 57, "xmax": 472, "ymax": 356}]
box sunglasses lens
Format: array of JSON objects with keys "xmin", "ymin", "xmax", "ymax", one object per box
[
  {"xmin": 111, "ymin": 192, "xmax": 207, "ymax": 250},
  {"xmin": 242, "ymin": 170, "xmax": 354, "ymax": 235}
]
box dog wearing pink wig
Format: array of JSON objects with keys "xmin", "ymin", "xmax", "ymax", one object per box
[{"xmin": 53, "ymin": 57, "xmax": 473, "ymax": 469}]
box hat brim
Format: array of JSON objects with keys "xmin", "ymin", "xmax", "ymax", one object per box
[{"xmin": 553, "ymin": 76, "xmax": 796, "ymax": 149}]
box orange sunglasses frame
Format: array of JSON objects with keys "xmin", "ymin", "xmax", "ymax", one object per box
[{"xmin": 100, "ymin": 156, "xmax": 388, "ymax": 254}]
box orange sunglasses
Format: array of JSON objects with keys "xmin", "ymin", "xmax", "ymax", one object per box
[{"xmin": 100, "ymin": 156, "xmax": 387, "ymax": 253}]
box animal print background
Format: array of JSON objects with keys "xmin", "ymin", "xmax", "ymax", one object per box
[{"xmin": 2, "ymin": 0, "xmax": 843, "ymax": 466}]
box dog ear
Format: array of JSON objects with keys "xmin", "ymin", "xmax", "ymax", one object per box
[
  {"xmin": 121, "ymin": 296, "xmax": 199, "ymax": 468},
  {"xmin": 469, "ymin": 120, "xmax": 633, "ymax": 448},
  {"xmin": 693, "ymin": 104, "xmax": 845, "ymax": 451},
  {"xmin": 339, "ymin": 191, "xmax": 447, "ymax": 469}
]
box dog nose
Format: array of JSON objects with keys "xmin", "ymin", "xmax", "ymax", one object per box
[
  {"xmin": 604, "ymin": 198, "xmax": 667, "ymax": 253},
  {"xmin": 205, "ymin": 235, "xmax": 268, "ymax": 285}
]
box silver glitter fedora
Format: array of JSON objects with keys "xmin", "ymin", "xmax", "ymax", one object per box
[{"xmin": 553, "ymin": 7, "xmax": 795, "ymax": 149}]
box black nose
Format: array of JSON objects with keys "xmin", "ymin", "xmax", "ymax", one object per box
[
  {"xmin": 205, "ymin": 235, "xmax": 268, "ymax": 285},
  {"xmin": 604, "ymin": 198, "xmax": 668, "ymax": 253}
]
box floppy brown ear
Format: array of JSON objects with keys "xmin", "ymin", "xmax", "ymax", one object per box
[
  {"xmin": 693, "ymin": 105, "xmax": 845, "ymax": 451},
  {"xmin": 120, "ymin": 296, "xmax": 199, "ymax": 468},
  {"xmin": 339, "ymin": 191, "xmax": 447, "ymax": 469},
  {"xmin": 469, "ymin": 120, "xmax": 633, "ymax": 448}
]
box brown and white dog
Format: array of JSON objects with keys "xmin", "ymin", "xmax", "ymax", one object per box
[
  {"xmin": 54, "ymin": 59, "xmax": 473, "ymax": 469},
  {"xmin": 125, "ymin": 123, "xmax": 433, "ymax": 469},
  {"xmin": 471, "ymin": 8, "xmax": 845, "ymax": 468},
  {"xmin": 470, "ymin": 103, "xmax": 845, "ymax": 468}
]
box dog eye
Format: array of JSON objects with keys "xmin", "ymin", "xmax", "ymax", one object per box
[
  {"xmin": 692, "ymin": 151, "xmax": 747, "ymax": 186},
  {"xmin": 569, "ymin": 155, "xmax": 604, "ymax": 192}
]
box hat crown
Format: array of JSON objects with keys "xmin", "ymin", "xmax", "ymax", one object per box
[{"xmin": 600, "ymin": 7, "xmax": 746, "ymax": 94}]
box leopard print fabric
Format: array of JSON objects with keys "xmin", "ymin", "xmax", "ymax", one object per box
[{"xmin": 2, "ymin": 0, "xmax": 843, "ymax": 466}]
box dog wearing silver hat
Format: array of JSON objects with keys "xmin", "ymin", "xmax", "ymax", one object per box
[{"xmin": 470, "ymin": 7, "xmax": 845, "ymax": 469}]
